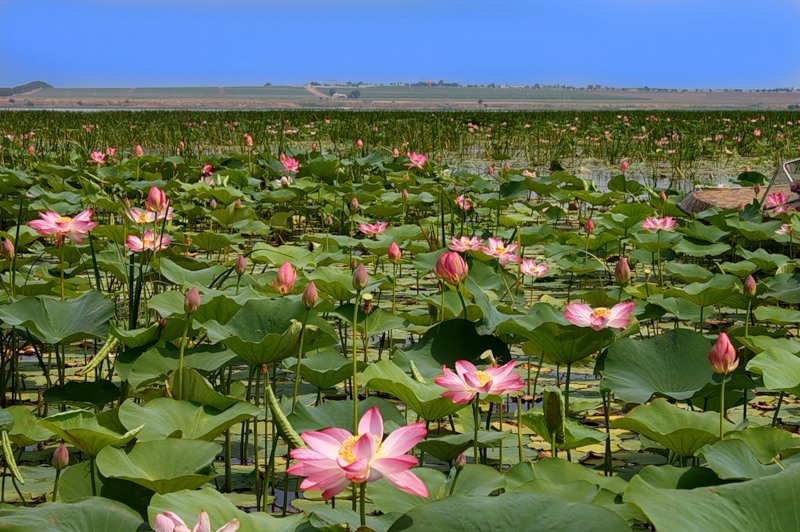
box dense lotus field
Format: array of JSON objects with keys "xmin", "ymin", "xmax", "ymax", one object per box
[{"xmin": 0, "ymin": 111, "xmax": 798, "ymax": 530}]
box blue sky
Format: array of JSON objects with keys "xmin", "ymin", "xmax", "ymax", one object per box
[{"xmin": 1, "ymin": 0, "xmax": 799, "ymax": 89}]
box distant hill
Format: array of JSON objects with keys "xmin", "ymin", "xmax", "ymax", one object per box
[{"xmin": 0, "ymin": 81, "xmax": 52, "ymax": 97}]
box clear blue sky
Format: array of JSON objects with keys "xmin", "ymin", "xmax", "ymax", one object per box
[{"xmin": 1, "ymin": 0, "xmax": 799, "ymax": 89}]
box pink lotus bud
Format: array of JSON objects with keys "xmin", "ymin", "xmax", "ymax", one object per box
[
  {"xmin": 754, "ymin": 183, "xmax": 761, "ymax": 195},
  {"xmin": 356, "ymin": 139, "xmax": 364, "ymax": 149},
  {"xmin": 708, "ymin": 332, "xmax": 739, "ymax": 375},
  {"xmin": 51, "ymin": 443, "xmax": 69, "ymax": 470},
  {"xmin": 243, "ymin": 133, "xmax": 253, "ymax": 146},
  {"xmin": 134, "ymin": 144, "xmax": 144, "ymax": 157},
  {"xmin": 27, "ymin": 145, "xmax": 35, "ymax": 154},
  {"xmin": 235, "ymin": 254, "xmax": 247, "ymax": 276},
  {"xmin": 326, "ymin": 214, "xmax": 333, "ymax": 225},
  {"xmin": 392, "ymin": 148, "xmax": 400, "ymax": 157},
  {"xmin": 302, "ymin": 282, "xmax": 318, "ymax": 309},
  {"xmin": 272, "ymin": 262, "xmax": 296, "ymax": 295},
  {"xmin": 349, "ymin": 197, "xmax": 359, "ymax": 213},
  {"xmin": 388, "ymin": 242, "xmax": 402, "ymax": 263},
  {"xmin": 234, "ymin": 199, "xmax": 242, "ymax": 209},
  {"xmin": 0, "ymin": 238, "xmax": 14, "ymax": 259},
  {"xmin": 122, "ymin": 197, "xmax": 131, "ymax": 210},
  {"xmin": 488, "ymin": 165, "xmax": 495, "ymax": 175},
  {"xmin": 158, "ymin": 317, "xmax": 167, "ymax": 329},
  {"xmin": 433, "ymin": 251, "xmax": 469, "ymax": 286},
  {"xmin": 659, "ymin": 191, "xmax": 667, "ymax": 202},
  {"xmin": 145, "ymin": 186, "xmax": 167, "ymax": 213},
  {"xmin": 201, "ymin": 163, "xmax": 213, "ymax": 176},
  {"xmin": 615, "ymin": 257, "xmax": 631, "ymax": 286},
  {"xmin": 455, "ymin": 452, "xmax": 466, "ymax": 470},
  {"xmin": 620, "ymin": 160, "xmax": 629, "ymax": 172},
  {"xmin": 584, "ymin": 219, "xmax": 595, "ymax": 235},
  {"xmin": 743, "ymin": 275, "xmax": 757, "ymax": 298},
  {"xmin": 401, "ymin": 189, "xmax": 408, "ymax": 200},
  {"xmin": 311, "ymin": 142, "xmax": 318, "ymax": 151},
  {"xmin": 184, "ymin": 287, "xmax": 200, "ymax": 315},
  {"xmin": 353, "ymin": 264, "xmax": 368, "ymax": 291},
  {"xmin": 209, "ymin": 199, "xmax": 217, "ymax": 209}
]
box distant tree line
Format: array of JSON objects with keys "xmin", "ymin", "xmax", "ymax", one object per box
[{"xmin": 0, "ymin": 81, "xmax": 52, "ymax": 97}]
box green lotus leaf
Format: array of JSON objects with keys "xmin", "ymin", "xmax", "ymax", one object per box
[
  {"xmin": 368, "ymin": 468, "xmax": 448, "ymax": 515},
  {"xmin": 624, "ymin": 464, "xmax": 800, "ymax": 532},
  {"xmin": 361, "ymin": 360, "xmax": 469, "ymax": 422},
  {"xmin": 505, "ymin": 458, "xmax": 628, "ymax": 494},
  {"xmin": 672, "ymin": 239, "xmax": 731, "ymax": 257},
  {"xmin": 0, "ymin": 497, "xmax": 145, "ymax": 531},
  {"xmin": 633, "ymin": 464, "xmax": 725, "ymax": 490},
  {"xmin": 283, "ymin": 350, "xmax": 358, "ymax": 391},
  {"xmin": 521, "ymin": 411, "xmax": 606, "ymax": 451},
  {"xmin": 118, "ymin": 397, "xmax": 259, "ymax": 441},
  {"xmin": 664, "ymin": 262, "xmax": 713, "ymax": 283},
  {"xmin": 251, "ymin": 242, "xmax": 318, "ymax": 269},
  {"xmin": 753, "ymin": 305, "xmax": 800, "ymax": 326},
  {"xmin": 746, "ymin": 347, "xmax": 800, "ymax": 392},
  {"xmin": 698, "ymin": 439, "xmax": 783, "ymax": 480},
  {"xmin": 96, "ymin": 439, "xmax": 220, "ymax": 494},
  {"xmin": 612, "ymin": 399, "xmax": 736, "ymax": 457},
  {"xmin": 6, "ymin": 405, "xmax": 53, "ymax": 446},
  {"xmin": 333, "ymin": 303, "xmax": 410, "ymax": 336},
  {"xmin": 155, "ymin": 258, "xmax": 227, "ymax": 288},
  {"xmin": 287, "ymin": 397, "xmax": 408, "ymax": 433},
  {"xmin": 387, "ymin": 492, "xmax": 629, "ymax": 532},
  {"xmin": 598, "ymin": 329, "xmax": 714, "ymax": 404},
  {"xmin": 727, "ymin": 426, "xmax": 800, "ymax": 463},
  {"xmin": 416, "ymin": 430, "xmax": 509, "ymax": 463},
  {"xmin": 38, "ymin": 410, "xmax": 142, "ymax": 458},
  {"xmin": 0, "ymin": 290, "xmax": 113, "ymax": 344},
  {"xmin": 42, "ymin": 380, "xmax": 120, "ymax": 411},
  {"xmin": 664, "ymin": 274, "xmax": 739, "ymax": 309}
]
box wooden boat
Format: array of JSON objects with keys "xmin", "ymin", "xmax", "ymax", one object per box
[{"xmin": 678, "ymin": 157, "xmax": 800, "ymax": 215}]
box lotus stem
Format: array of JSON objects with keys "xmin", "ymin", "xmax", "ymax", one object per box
[
  {"xmin": 516, "ymin": 396, "xmax": 524, "ymax": 463},
  {"xmin": 177, "ymin": 317, "xmax": 191, "ymax": 401},
  {"xmin": 292, "ymin": 309, "xmax": 311, "ymax": 413},
  {"xmin": 603, "ymin": 389, "xmax": 613, "ymax": 476},
  {"xmin": 52, "ymin": 469, "xmax": 61, "ymax": 502},
  {"xmin": 772, "ymin": 391, "xmax": 785, "ymax": 427},
  {"xmin": 359, "ymin": 482, "xmax": 367, "ymax": 528},
  {"xmin": 352, "ymin": 291, "xmax": 361, "ymax": 433},
  {"xmin": 473, "ymin": 394, "xmax": 480, "ymax": 464},
  {"xmin": 719, "ymin": 375, "xmax": 727, "ymax": 440}
]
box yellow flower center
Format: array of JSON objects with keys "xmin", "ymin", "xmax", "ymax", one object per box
[
  {"xmin": 475, "ymin": 370, "xmax": 492, "ymax": 387},
  {"xmin": 495, "ymin": 245, "xmax": 505, "ymax": 254},
  {"xmin": 55, "ymin": 216, "xmax": 72, "ymax": 224},
  {"xmin": 143, "ymin": 236, "xmax": 154, "ymax": 247},
  {"xmin": 592, "ymin": 307, "xmax": 610, "ymax": 318},
  {"xmin": 338, "ymin": 434, "xmax": 382, "ymax": 464}
]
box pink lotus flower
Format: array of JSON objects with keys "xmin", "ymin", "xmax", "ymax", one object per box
[
  {"xmin": 433, "ymin": 251, "xmax": 469, "ymax": 286},
  {"xmin": 388, "ymin": 242, "xmax": 402, "ymax": 263},
  {"xmin": 87, "ymin": 151, "xmax": 105, "ymax": 165},
  {"xmin": 243, "ymin": 133, "xmax": 253, "ymax": 146},
  {"xmin": 134, "ymin": 145, "xmax": 144, "ymax": 158},
  {"xmin": 775, "ymin": 223, "xmax": 793, "ymax": 236},
  {"xmin": 520, "ymin": 259, "xmax": 549, "ymax": 278},
  {"xmin": 272, "ymin": 262, "xmax": 296, "ymax": 295},
  {"xmin": 641, "ymin": 216, "xmax": 677, "ymax": 232},
  {"xmin": 274, "ymin": 176, "xmax": 293, "ymax": 188},
  {"xmin": 481, "ymin": 237, "xmax": 520, "ymax": 266},
  {"xmin": 392, "ymin": 148, "xmax": 400, "ymax": 157},
  {"xmin": 201, "ymin": 163, "xmax": 213, "ymax": 177},
  {"xmin": 125, "ymin": 207, "xmax": 156, "ymax": 225},
  {"xmin": 766, "ymin": 192, "xmax": 789, "ymax": 213},
  {"xmin": 153, "ymin": 510, "xmax": 239, "ymax": 532},
  {"xmin": 454, "ymin": 194, "xmax": 472, "ymax": 211},
  {"xmin": 404, "ymin": 152, "xmax": 427, "ymax": 170},
  {"xmin": 184, "ymin": 287, "xmax": 200, "ymax": 315},
  {"xmin": 563, "ymin": 301, "xmax": 636, "ymax": 331},
  {"xmin": 708, "ymin": 332, "xmax": 738, "ymax": 375},
  {"xmin": 287, "ymin": 406, "xmax": 428, "ymax": 499},
  {"xmin": 434, "ymin": 360, "xmax": 524, "ymax": 404},
  {"xmin": 358, "ymin": 221, "xmax": 388, "ymax": 236},
  {"xmin": 620, "ymin": 160, "xmax": 629, "ymax": 172},
  {"xmin": 356, "ymin": 139, "xmax": 364, "ymax": 149},
  {"xmin": 125, "ymin": 230, "xmax": 171, "ymax": 252},
  {"xmin": 279, "ymin": 153, "xmax": 299, "ymax": 174},
  {"xmin": 521, "ymin": 169, "xmax": 537, "ymax": 178},
  {"xmin": 448, "ymin": 235, "xmax": 483, "ymax": 253},
  {"xmin": 584, "ymin": 219, "xmax": 595, "ymax": 235},
  {"xmin": 28, "ymin": 210, "xmax": 98, "ymax": 246}
]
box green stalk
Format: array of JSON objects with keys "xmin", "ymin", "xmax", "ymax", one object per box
[
  {"xmin": 359, "ymin": 482, "xmax": 367, "ymax": 528},
  {"xmin": 473, "ymin": 394, "xmax": 480, "ymax": 464},
  {"xmin": 516, "ymin": 396, "xmax": 524, "ymax": 464},
  {"xmin": 52, "ymin": 469, "xmax": 62, "ymax": 501},
  {"xmin": 719, "ymin": 375, "xmax": 727, "ymax": 440},
  {"xmin": 772, "ymin": 391, "xmax": 785, "ymax": 427},
  {"xmin": 352, "ymin": 291, "xmax": 361, "ymax": 432},
  {"xmin": 292, "ymin": 309, "xmax": 311, "ymax": 413},
  {"xmin": 177, "ymin": 316, "xmax": 191, "ymax": 401}
]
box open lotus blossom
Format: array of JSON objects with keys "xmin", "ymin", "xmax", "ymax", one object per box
[
  {"xmin": 765, "ymin": 191, "xmax": 790, "ymax": 214},
  {"xmin": 125, "ymin": 207, "xmax": 156, "ymax": 225},
  {"xmin": 775, "ymin": 223, "xmax": 794, "ymax": 236},
  {"xmin": 708, "ymin": 332, "xmax": 739, "ymax": 375},
  {"xmin": 521, "ymin": 169, "xmax": 537, "ymax": 178},
  {"xmin": 87, "ymin": 151, "xmax": 105, "ymax": 165},
  {"xmin": 279, "ymin": 153, "xmax": 299, "ymax": 174},
  {"xmin": 153, "ymin": 510, "xmax": 239, "ymax": 532},
  {"xmin": 404, "ymin": 152, "xmax": 427, "ymax": 170},
  {"xmin": 641, "ymin": 216, "xmax": 677, "ymax": 232},
  {"xmin": 125, "ymin": 230, "xmax": 171, "ymax": 252},
  {"xmin": 448, "ymin": 235, "xmax": 483, "ymax": 253},
  {"xmin": 481, "ymin": 237, "xmax": 520, "ymax": 266},
  {"xmin": 274, "ymin": 175, "xmax": 293, "ymax": 188},
  {"xmin": 434, "ymin": 360, "xmax": 524, "ymax": 404},
  {"xmin": 201, "ymin": 163, "xmax": 214, "ymax": 176},
  {"xmin": 454, "ymin": 194, "xmax": 472, "ymax": 211},
  {"xmin": 287, "ymin": 406, "xmax": 428, "ymax": 499},
  {"xmin": 358, "ymin": 221, "xmax": 388, "ymax": 236},
  {"xmin": 28, "ymin": 210, "xmax": 98, "ymax": 246},
  {"xmin": 520, "ymin": 259, "xmax": 549, "ymax": 278},
  {"xmin": 563, "ymin": 301, "xmax": 636, "ymax": 331}
]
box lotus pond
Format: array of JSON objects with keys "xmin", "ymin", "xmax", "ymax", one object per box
[{"xmin": 0, "ymin": 111, "xmax": 799, "ymax": 531}]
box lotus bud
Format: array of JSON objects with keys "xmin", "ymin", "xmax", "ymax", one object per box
[
  {"xmin": 302, "ymin": 281, "xmax": 318, "ymax": 309},
  {"xmin": 51, "ymin": 443, "xmax": 69, "ymax": 470},
  {"xmin": 27, "ymin": 145, "xmax": 34, "ymax": 154},
  {"xmin": 503, "ymin": 161, "xmax": 511, "ymax": 171},
  {"xmin": 158, "ymin": 317, "xmax": 167, "ymax": 329},
  {"xmin": 134, "ymin": 144, "xmax": 144, "ymax": 157},
  {"xmin": 388, "ymin": 242, "xmax": 402, "ymax": 263},
  {"xmin": 433, "ymin": 251, "xmax": 469, "ymax": 286},
  {"xmin": 401, "ymin": 189, "xmax": 408, "ymax": 200},
  {"xmin": 349, "ymin": 197, "xmax": 359, "ymax": 213},
  {"xmin": 144, "ymin": 186, "xmax": 167, "ymax": 213},
  {"xmin": 543, "ymin": 386, "xmax": 565, "ymax": 444},
  {"xmin": 392, "ymin": 148, "xmax": 400, "ymax": 157},
  {"xmin": 234, "ymin": 199, "xmax": 242, "ymax": 209},
  {"xmin": 620, "ymin": 160, "xmax": 629, "ymax": 172},
  {"xmin": 455, "ymin": 453, "xmax": 466, "ymax": 470},
  {"xmin": 326, "ymin": 214, "xmax": 333, "ymax": 225},
  {"xmin": 311, "ymin": 142, "xmax": 318, "ymax": 151},
  {"xmin": 122, "ymin": 197, "xmax": 131, "ymax": 210},
  {"xmin": 754, "ymin": 183, "xmax": 761, "ymax": 196},
  {"xmin": 0, "ymin": 238, "xmax": 14, "ymax": 259},
  {"xmin": 356, "ymin": 139, "xmax": 364, "ymax": 149},
  {"xmin": 615, "ymin": 257, "xmax": 631, "ymax": 286},
  {"xmin": 234, "ymin": 254, "xmax": 247, "ymax": 276},
  {"xmin": 353, "ymin": 264, "xmax": 368, "ymax": 291},
  {"xmin": 488, "ymin": 165, "xmax": 495, "ymax": 175},
  {"xmin": 584, "ymin": 219, "xmax": 595, "ymax": 235},
  {"xmin": 184, "ymin": 287, "xmax": 200, "ymax": 315},
  {"xmin": 209, "ymin": 199, "xmax": 217, "ymax": 209},
  {"xmin": 243, "ymin": 133, "xmax": 253, "ymax": 146},
  {"xmin": 708, "ymin": 332, "xmax": 739, "ymax": 375},
  {"xmin": 743, "ymin": 275, "xmax": 757, "ymax": 298},
  {"xmin": 273, "ymin": 262, "xmax": 296, "ymax": 295}
]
